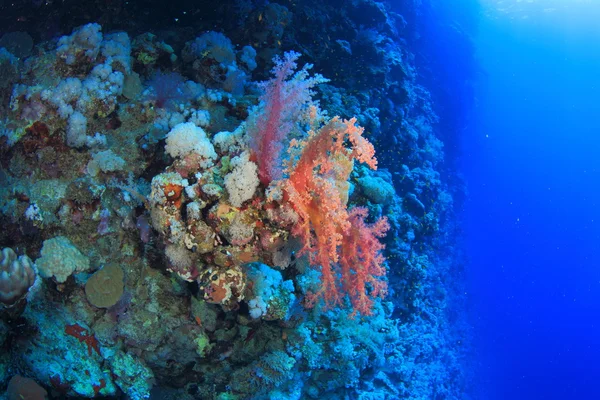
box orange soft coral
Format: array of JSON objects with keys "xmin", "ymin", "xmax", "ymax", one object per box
[
  {"xmin": 340, "ymin": 207, "xmax": 389, "ymax": 316},
  {"xmin": 283, "ymin": 116, "xmax": 388, "ymax": 315}
]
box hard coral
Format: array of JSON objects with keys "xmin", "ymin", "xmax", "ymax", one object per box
[
  {"xmin": 0, "ymin": 247, "xmax": 37, "ymax": 307},
  {"xmin": 85, "ymin": 263, "xmax": 124, "ymax": 308},
  {"xmin": 36, "ymin": 236, "xmax": 90, "ymax": 283}
]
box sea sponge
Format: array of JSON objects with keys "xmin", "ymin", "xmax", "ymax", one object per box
[
  {"xmin": 85, "ymin": 263, "xmax": 124, "ymax": 308},
  {"xmin": 198, "ymin": 264, "xmax": 246, "ymax": 311}
]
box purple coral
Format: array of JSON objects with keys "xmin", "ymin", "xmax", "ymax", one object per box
[{"xmin": 147, "ymin": 70, "xmax": 188, "ymax": 109}]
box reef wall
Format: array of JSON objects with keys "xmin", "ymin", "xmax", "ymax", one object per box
[{"xmin": 0, "ymin": 1, "xmax": 471, "ymax": 399}]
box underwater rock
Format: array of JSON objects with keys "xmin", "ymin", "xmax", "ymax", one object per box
[
  {"xmin": 107, "ymin": 351, "xmax": 154, "ymax": 400},
  {"xmin": 0, "ymin": 48, "xmax": 19, "ymax": 97},
  {"xmin": 18, "ymin": 304, "xmax": 116, "ymax": 397},
  {"xmin": 6, "ymin": 374, "xmax": 47, "ymax": 400},
  {"xmin": 357, "ymin": 172, "xmax": 396, "ymax": 206},
  {"xmin": 0, "ymin": 32, "xmax": 33, "ymax": 59},
  {"xmin": 404, "ymin": 192, "xmax": 426, "ymax": 215},
  {"xmin": 131, "ymin": 32, "xmax": 176, "ymax": 73}
]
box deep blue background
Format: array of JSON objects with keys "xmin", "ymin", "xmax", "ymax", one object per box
[{"xmin": 459, "ymin": 2, "xmax": 600, "ymax": 399}]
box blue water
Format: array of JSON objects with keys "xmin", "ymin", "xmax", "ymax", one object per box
[{"xmin": 461, "ymin": 2, "xmax": 600, "ymax": 398}]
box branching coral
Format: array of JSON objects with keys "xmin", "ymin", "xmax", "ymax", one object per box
[
  {"xmin": 248, "ymin": 51, "xmax": 327, "ymax": 185},
  {"xmin": 340, "ymin": 207, "xmax": 390, "ymax": 316},
  {"xmin": 283, "ymin": 116, "xmax": 389, "ymax": 315}
]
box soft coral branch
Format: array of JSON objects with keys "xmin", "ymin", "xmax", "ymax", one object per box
[
  {"xmin": 248, "ymin": 51, "xmax": 327, "ymax": 185},
  {"xmin": 283, "ymin": 116, "xmax": 388, "ymax": 315},
  {"xmin": 340, "ymin": 207, "xmax": 389, "ymax": 316}
]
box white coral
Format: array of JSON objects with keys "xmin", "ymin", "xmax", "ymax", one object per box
[
  {"xmin": 213, "ymin": 123, "xmax": 246, "ymax": 153},
  {"xmin": 87, "ymin": 150, "xmax": 126, "ymax": 176},
  {"xmin": 36, "ymin": 236, "xmax": 90, "ymax": 283},
  {"xmin": 224, "ymin": 151, "xmax": 259, "ymax": 207},
  {"xmin": 66, "ymin": 111, "xmax": 88, "ymax": 148},
  {"xmin": 165, "ymin": 122, "xmax": 217, "ymax": 168},
  {"xmin": 56, "ymin": 23, "xmax": 103, "ymax": 65}
]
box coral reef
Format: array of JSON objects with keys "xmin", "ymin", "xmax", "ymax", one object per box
[{"xmin": 0, "ymin": 1, "xmax": 471, "ymax": 399}]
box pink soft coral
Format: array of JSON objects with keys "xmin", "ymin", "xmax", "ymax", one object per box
[
  {"xmin": 248, "ymin": 51, "xmax": 326, "ymax": 185},
  {"xmin": 340, "ymin": 207, "xmax": 389, "ymax": 316},
  {"xmin": 283, "ymin": 116, "xmax": 389, "ymax": 315}
]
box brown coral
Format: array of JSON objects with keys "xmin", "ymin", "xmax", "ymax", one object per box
[
  {"xmin": 0, "ymin": 248, "xmax": 37, "ymax": 307},
  {"xmin": 85, "ymin": 263, "xmax": 124, "ymax": 308},
  {"xmin": 7, "ymin": 375, "xmax": 47, "ymax": 400}
]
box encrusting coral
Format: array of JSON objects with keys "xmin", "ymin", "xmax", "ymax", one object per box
[{"xmin": 85, "ymin": 263, "xmax": 124, "ymax": 308}]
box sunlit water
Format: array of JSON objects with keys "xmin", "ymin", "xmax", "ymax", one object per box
[{"xmin": 463, "ymin": 0, "xmax": 600, "ymax": 398}]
